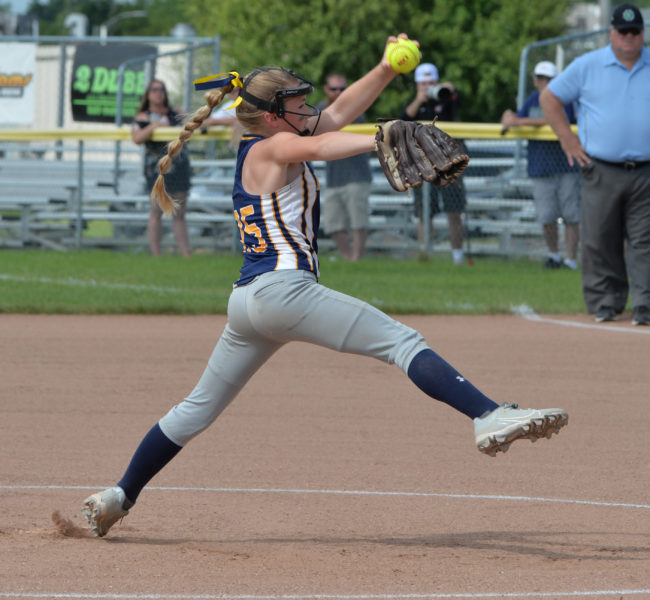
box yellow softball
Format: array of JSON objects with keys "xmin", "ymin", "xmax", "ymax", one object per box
[{"xmin": 386, "ymin": 38, "xmax": 420, "ymax": 74}]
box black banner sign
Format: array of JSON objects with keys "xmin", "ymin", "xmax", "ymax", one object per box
[{"xmin": 71, "ymin": 44, "xmax": 156, "ymax": 123}]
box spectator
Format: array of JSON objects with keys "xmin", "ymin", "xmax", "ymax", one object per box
[
  {"xmin": 401, "ymin": 62, "xmax": 466, "ymax": 265},
  {"xmin": 132, "ymin": 79, "xmax": 191, "ymax": 257},
  {"xmin": 540, "ymin": 3, "xmax": 650, "ymax": 325},
  {"xmin": 501, "ymin": 61, "xmax": 581, "ymax": 270},
  {"xmin": 315, "ymin": 72, "xmax": 373, "ymax": 261}
]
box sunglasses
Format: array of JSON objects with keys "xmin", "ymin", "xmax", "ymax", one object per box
[
  {"xmin": 616, "ymin": 27, "xmax": 642, "ymax": 35},
  {"xmin": 149, "ymin": 86, "xmax": 166, "ymax": 92},
  {"xmin": 327, "ymin": 86, "xmax": 346, "ymax": 92}
]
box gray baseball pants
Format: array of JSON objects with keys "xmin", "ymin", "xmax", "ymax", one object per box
[
  {"xmin": 159, "ymin": 269, "xmax": 429, "ymax": 446},
  {"xmin": 581, "ymin": 160, "xmax": 650, "ymax": 313}
]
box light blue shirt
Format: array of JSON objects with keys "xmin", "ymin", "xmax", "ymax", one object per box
[{"xmin": 548, "ymin": 44, "xmax": 650, "ymax": 162}]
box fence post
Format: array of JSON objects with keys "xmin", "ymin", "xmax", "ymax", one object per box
[
  {"xmin": 422, "ymin": 181, "xmax": 431, "ymax": 257},
  {"xmin": 183, "ymin": 44, "xmax": 194, "ymax": 114},
  {"xmin": 75, "ymin": 139, "xmax": 84, "ymax": 248},
  {"xmin": 56, "ymin": 42, "xmax": 66, "ymax": 161}
]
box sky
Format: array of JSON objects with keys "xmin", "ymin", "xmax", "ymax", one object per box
[
  {"xmin": 5, "ymin": 0, "xmax": 137, "ymax": 14},
  {"xmin": 6, "ymin": 0, "xmax": 43, "ymax": 13}
]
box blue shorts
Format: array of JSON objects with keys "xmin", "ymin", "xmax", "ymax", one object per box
[{"xmin": 414, "ymin": 177, "xmax": 466, "ymax": 218}]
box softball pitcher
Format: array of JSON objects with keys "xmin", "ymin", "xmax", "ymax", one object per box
[{"xmin": 83, "ymin": 34, "xmax": 568, "ymax": 538}]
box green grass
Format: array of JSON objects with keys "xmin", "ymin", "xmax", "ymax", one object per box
[{"xmin": 0, "ymin": 249, "xmax": 586, "ymax": 315}]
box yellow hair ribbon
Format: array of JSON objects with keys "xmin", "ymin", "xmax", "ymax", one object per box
[
  {"xmin": 225, "ymin": 95, "xmax": 243, "ymax": 110},
  {"xmin": 193, "ymin": 71, "xmax": 242, "ymax": 91}
]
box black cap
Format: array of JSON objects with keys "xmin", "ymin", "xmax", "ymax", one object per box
[{"xmin": 611, "ymin": 3, "xmax": 644, "ymax": 31}]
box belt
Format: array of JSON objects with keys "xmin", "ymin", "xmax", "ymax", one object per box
[{"xmin": 593, "ymin": 158, "xmax": 650, "ymax": 170}]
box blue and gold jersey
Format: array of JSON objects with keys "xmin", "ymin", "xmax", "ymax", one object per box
[{"xmin": 233, "ymin": 134, "xmax": 320, "ymax": 286}]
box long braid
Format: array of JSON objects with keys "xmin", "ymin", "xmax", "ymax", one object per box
[{"xmin": 151, "ymin": 84, "xmax": 233, "ymax": 216}]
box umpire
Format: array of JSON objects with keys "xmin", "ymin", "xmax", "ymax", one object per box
[{"xmin": 540, "ymin": 3, "xmax": 650, "ymax": 325}]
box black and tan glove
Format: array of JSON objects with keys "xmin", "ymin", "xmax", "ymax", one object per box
[{"xmin": 374, "ymin": 119, "xmax": 469, "ymax": 192}]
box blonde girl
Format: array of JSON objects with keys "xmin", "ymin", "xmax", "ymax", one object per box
[{"xmin": 83, "ymin": 34, "xmax": 568, "ymax": 538}]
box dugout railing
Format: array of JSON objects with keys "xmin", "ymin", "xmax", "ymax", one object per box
[{"xmin": 0, "ymin": 122, "xmax": 576, "ymax": 259}]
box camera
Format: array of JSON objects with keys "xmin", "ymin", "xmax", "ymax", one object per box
[{"xmin": 427, "ymin": 85, "xmax": 452, "ymax": 102}]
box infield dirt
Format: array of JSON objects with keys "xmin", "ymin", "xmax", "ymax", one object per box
[{"xmin": 1, "ymin": 314, "xmax": 648, "ymax": 597}]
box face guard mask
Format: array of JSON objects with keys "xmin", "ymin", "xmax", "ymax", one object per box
[
  {"xmin": 240, "ymin": 67, "xmax": 322, "ymax": 136},
  {"xmin": 193, "ymin": 68, "xmax": 322, "ymax": 136}
]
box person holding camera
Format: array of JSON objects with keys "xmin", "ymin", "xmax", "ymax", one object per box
[{"xmin": 401, "ymin": 63, "xmax": 466, "ymax": 264}]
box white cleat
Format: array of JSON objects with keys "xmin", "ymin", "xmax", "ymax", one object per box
[
  {"xmin": 474, "ymin": 403, "xmax": 568, "ymax": 457},
  {"xmin": 82, "ymin": 486, "xmax": 129, "ymax": 538}
]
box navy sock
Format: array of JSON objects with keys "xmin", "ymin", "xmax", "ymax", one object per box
[
  {"xmin": 407, "ymin": 349, "xmax": 499, "ymax": 419},
  {"xmin": 117, "ymin": 423, "xmax": 182, "ymax": 506}
]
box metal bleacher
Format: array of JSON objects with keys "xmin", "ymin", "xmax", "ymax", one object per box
[{"xmin": 0, "ymin": 138, "xmax": 549, "ymax": 257}]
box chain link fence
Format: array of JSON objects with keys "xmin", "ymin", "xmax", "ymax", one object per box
[{"xmin": 0, "ymin": 29, "xmax": 648, "ymax": 259}]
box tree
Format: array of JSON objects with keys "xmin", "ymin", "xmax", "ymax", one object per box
[
  {"xmin": 26, "ymin": 0, "xmax": 573, "ymax": 122},
  {"xmin": 28, "ymin": 0, "xmax": 113, "ymax": 35},
  {"xmin": 26, "ymin": 0, "xmax": 187, "ymax": 37},
  {"xmin": 185, "ymin": 0, "xmax": 572, "ymax": 122}
]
